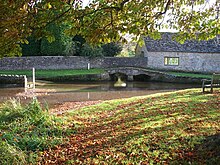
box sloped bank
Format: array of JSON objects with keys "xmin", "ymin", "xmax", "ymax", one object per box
[
  {"xmin": 40, "ymin": 72, "xmax": 203, "ymax": 84},
  {"xmin": 150, "ymin": 73, "xmax": 204, "ymax": 84},
  {"xmin": 40, "ymin": 73, "xmax": 111, "ymax": 82}
]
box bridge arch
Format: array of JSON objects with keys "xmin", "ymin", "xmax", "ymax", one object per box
[
  {"xmin": 106, "ymin": 67, "xmax": 167, "ymax": 82},
  {"xmin": 133, "ymin": 74, "xmax": 151, "ymax": 81},
  {"xmin": 109, "ymin": 72, "xmax": 128, "ymax": 81}
]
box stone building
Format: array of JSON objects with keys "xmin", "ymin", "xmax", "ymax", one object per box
[{"xmin": 136, "ymin": 33, "xmax": 220, "ymax": 73}]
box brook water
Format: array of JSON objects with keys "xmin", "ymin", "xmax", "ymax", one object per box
[{"xmin": 0, "ymin": 81, "xmax": 199, "ymax": 108}]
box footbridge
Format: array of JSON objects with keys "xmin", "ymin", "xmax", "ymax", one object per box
[{"xmin": 106, "ymin": 67, "xmax": 170, "ymax": 81}]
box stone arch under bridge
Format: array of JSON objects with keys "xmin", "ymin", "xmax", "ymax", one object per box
[{"xmin": 106, "ymin": 67, "xmax": 170, "ymax": 81}]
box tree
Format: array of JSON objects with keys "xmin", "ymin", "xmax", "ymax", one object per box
[
  {"xmin": 79, "ymin": 43, "xmax": 104, "ymax": 58},
  {"xmin": 102, "ymin": 42, "xmax": 122, "ymax": 57},
  {"xmin": 21, "ymin": 37, "xmax": 42, "ymax": 56},
  {"xmin": 72, "ymin": 35, "xmax": 122, "ymax": 57},
  {"xmin": 21, "ymin": 24, "xmax": 73, "ymax": 56},
  {"xmin": 72, "ymin": 35, "xmax": 86, "ymax": 56},
  {"xmin": 1, "ymin": 0, "xmax": 219, "ymax": 57},
  {"xmin": 40, "ymin": 23, "xmax": 73, "ymax": 56},
  {"xmin": 72, "ymin": 35, "xmax": 103, "ymax": 57}
]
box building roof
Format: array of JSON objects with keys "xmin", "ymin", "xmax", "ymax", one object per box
[{"xmin": 144, "ymin": 33, "xmax": 220, "ymax": 53}]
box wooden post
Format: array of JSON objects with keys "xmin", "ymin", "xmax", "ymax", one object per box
[{"xmin": 87, "ymin": 92, "xmax": 90, "ymax": 99}]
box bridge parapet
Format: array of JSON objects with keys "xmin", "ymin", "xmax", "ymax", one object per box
[
  {"xmin": 106, "ymin": 67, "xmax": 167, "ymax": 77},
  {"xmin": 106, "ymin": 67, "xmax": 203, "ymax": 84}
]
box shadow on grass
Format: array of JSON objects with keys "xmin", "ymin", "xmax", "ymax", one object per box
[
  {"xmin": 179, "ymin": 133, "xmax": 220, "ymax": 165},
  {"xmin": 39, "ymin": 89, "xmax": 220, "ymax": 164}
]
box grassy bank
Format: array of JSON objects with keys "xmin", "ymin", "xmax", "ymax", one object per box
[
  {"xmin": 167, "ymin": 71, "xmax": 212, "ymax": 79},
  {"xmin": 0, "ymin": 99, "xmax": 73, "ymax": 164},
  {"xmin": 0, "ymin": 69, "xmax": 105, "ymax": 79},
  {"xmin": 0, "ymin": 69, "xmax": 212, "ymax": 80},
  {"xmin": 40, "ymin": 88, "xmax": 220, "ymax": 164},
  {"xmin": 1, "ymin": 89, "xmax": 219, "ymax": 164}
]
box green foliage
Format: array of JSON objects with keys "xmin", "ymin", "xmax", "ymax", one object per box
[
  {"xmin": 72, "ymin": 35, "xmax": 122, "ymax": 57},
  {"xmin": 21, "ymin": 23, "xmax": 73, "ymax": 56},
  {"xmin": 72, "ymin": 35, "xmax": 104, "ymax": 58},
  {"xmin": 40, "ymin": 24, "xmax": 73, "ymax": 56},
  {"xmin": 21, "ymin": 37, "xmax": 42, "ymax": 56},
  {"xmin": 75, "ymin": 41, "xmax": 124, "ymax": 58},
  {"xmin": 0, "ymin": 141, "xmax": 27, "ymax": 165},
  {"xmin": 72, "ymin": 35, "xmax": 86, "ymax": 56},
  {"xmin": 0, "ymin": 99, "xmax": 73, "ymax": 164},
  {"xmin": 102, "ymin": 42, "xmax": 123, "ymax": 57},
  {"xmin": 79, "ymin": 44, "xmax": 104, "ymax": 58}
]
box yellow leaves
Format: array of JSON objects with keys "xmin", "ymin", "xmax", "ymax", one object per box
[
  {"xmin": 47, "ymin": 3, "xmax": 52, "ymax": 9},
  {"xmin": 14, "ymin": 138, "xmax": 18, "ymax": 142},
  {"xmin": 47, "ymin": 35, "xmax": 56, "ymax": 43},
  {"xmin": 22, "ymin": 4, "xmax": 28, "ymax": 11},
  {"xmin": 20, "ymin": 39, "xmax": 29, "ymax": 44},
  {"xmin": 137, "ymin": 38, "xmax": 145, "ymax": 47}
]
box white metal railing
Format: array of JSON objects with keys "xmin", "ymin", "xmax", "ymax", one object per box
[{"xmin": 0, "ymin": 68, "xmax": 36, "ymax": 92}]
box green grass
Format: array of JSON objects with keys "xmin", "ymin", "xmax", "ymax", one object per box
[
  {"xmin": 0, "ymin": 69, "xmax": 105, "ymax": 78},
  {"xmin": 0, "ymin": 99, "xmax": 74, "ymax": 164},
  {"xmin": 40, "ymin": 88, "xmax": 220, "ymax": 164},
  {"xmin": 1, "ymin": 89, "xmax": 219, "ymax": 164},
  {"xmin": 167, "ymin": 71, "xmax": 212, "ymax": 79}
]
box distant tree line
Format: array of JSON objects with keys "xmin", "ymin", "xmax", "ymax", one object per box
[{"xmin": 21, "ymin": 24, "xmax": 122, "ymax": 58}]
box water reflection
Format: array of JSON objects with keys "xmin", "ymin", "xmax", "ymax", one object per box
[
  {"xmin": 114, "ymin": 77, "xmax": 127, "ymax": 87},
  {"xmin": 0, "ymin": 81, "xmax": 199, "ymax": 107}
]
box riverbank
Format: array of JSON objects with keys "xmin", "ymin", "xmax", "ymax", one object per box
[
  {"xmin": 1, "ymin": 88, "xmax": 219, "ymax": 164},
  {"xmin": 0, "ymin": 69, "xmax": 105, "ymax": 79},
  {"xmin": 0, "ymin": 68, "xmax": 212, "ymax": 84}
]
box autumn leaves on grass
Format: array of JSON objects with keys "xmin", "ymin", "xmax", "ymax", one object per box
[{"xmin": 40, "ymin": 89, "xmax": 220, "ymax": 164}]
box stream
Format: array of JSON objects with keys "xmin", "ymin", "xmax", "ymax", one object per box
[{"xmin": 0, "ymin": 81, "xmax": 199, "ymax": 108}]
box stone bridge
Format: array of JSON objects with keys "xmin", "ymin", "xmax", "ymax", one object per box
[{"xmin": 106, "ymin": 67, "xmax": 171, "ymax": 81}]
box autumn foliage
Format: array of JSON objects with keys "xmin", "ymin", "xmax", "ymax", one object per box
[{"xmin": 1, "ymin": 0, "xmax": 219, "ymax": 57}]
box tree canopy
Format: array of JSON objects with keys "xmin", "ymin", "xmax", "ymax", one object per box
[
  {"xmin": 0, "ymin": 0, "xmax": 219, "ymax": 57},
  {"xmin": 22, "ymin": 23, "xmax": 73, "ymax": 56}
]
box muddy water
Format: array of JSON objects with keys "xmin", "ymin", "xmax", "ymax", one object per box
[{"xmin": 0, "ymin": 81, "xmax": 199, "ymax": 107}]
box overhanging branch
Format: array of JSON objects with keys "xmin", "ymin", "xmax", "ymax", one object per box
[{"xmin": 154, "ymin": 0, "xmax": 171, "ymax": 18}]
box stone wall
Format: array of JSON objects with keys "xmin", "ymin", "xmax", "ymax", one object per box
[
  {"xmin": 1, "ymin": 54, "xmax": 218, "ymax": 73},
  {"xmin": 0, "ymin": 56, "xmax": 148, "ymax": 70},
  {"xmin": 146, "ymin": 52, "xmax": 220, "ymax": 73}
]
